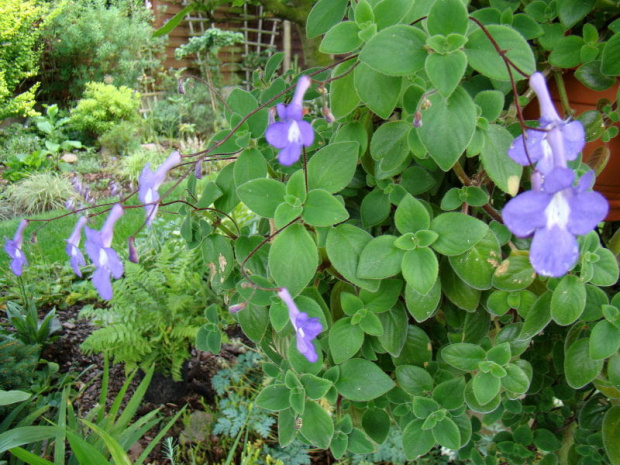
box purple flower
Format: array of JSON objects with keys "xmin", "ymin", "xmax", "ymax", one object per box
[
  {"xmin": 503, "ymin": 168, "xmax": 608, "ymax": 277},
  {"xmin": 66, "ymin": 216, "xmax": 87, "ymax": 277},
  {"xmin": 84, "ymin": 204, "xmax": 124, "ymax": 300},
  {"xmin": 265, "ymin": 76, "xmax": 315, "ymax": 166},
  {"xmin": 277, "ymin": 288, "xmax": 322, "ymax": 363},
  {"xmin": 4, "ymin": 220, "xmax": 28, "ymax": 276},
  {"xmin": 508, "ymin": 72, "xmax": 585, "ymax": 174},
  {"xmin": 138, "ymin": 151, "xmax": 181, "ymax": 226}
]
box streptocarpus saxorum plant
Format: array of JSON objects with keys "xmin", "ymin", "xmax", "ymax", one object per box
[{"xmin": 5, "ymin": 0, "xmax": 620, "ymax": 463}]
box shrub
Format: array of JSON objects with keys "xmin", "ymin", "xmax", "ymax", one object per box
[
  {"xmin": 70, "ymin": 82, "xmax": 141, "ymax": 137},
  {"xmin": 0, "ymin": 0, "xmax": 41, "ymax": 119},
  {"xmin": 98, "ymin": 121, "xmax": 142, "ymax": 156},
  {"xmin": 7, "ymin": 172, "xmax": 76, "ymax": 214},
  {"xmin": 39, "ymin": 0, "xmax": 164, "ymax": 103},
  {"xmin": 119, "ymin": 147, "xmax": 168, "ymax": 183},
  {"xmin": 0, "ymin": 334, "xmax": 39, "ymax": 391},
  {"xmin": 0, "ymin": 124, "xmax": 42, "ymax": 165}
]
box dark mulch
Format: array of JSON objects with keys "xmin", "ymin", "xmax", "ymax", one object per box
[{"xmin": 41, "ymin": 304, "xmax": 242, "ymax": 463}]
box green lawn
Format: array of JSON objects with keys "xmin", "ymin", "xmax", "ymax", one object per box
[{"xmin": 0, "ymin": 180, "xmax": 190, "ymax": 273}]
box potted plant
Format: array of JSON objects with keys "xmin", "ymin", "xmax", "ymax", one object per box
[{"xmin": 5, "ymin": 0, "xmax": 620, "ymax": 462}]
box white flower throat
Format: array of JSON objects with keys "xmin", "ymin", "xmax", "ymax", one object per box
[
  {"xmin": 545, "ymin": 191, "xmax": 570, "ymax": 230},
  {"xmin": 288, "ymin": 121, "xmax": 302, "ymax": 143}
]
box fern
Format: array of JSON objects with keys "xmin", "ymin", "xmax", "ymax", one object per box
[{"xmin": 80, "ymin": 243, "xmax": 208, "ymax": 380}]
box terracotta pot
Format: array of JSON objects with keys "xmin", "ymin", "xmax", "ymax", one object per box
[{"xmin": 523, "ymin": 73, "xmax": 620, "ymax": 220}]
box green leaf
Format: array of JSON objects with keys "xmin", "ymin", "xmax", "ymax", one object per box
[
  {"xmin": 433, "ymin": 417, "xmax": 462, "ymax": 450},
  {"xmin": 501, "ymin": 363, "xmax": 531, "ymax": 395},
  {"xmin": 234, "ymin": 148, "xmax": 267, "ymax": 187},
  {"xmin": 300, "ymin": 374, "xmax": 333, "ymax": 400},
  {"xmin": 358, "ymin": 236, "xmax": 404, "ymax": 279},
  {"xmin": 8, "ymin": 447, "xmax": 53, "ymax": 465},
  {"xmin": 370, "ymin": 121, "xmax": 411, "ymax": 172},
  {"xmin": 302, "ymin": 190, "xmax": 349, "ymax": 227},
  {"xmin": 196, "ymin": 181, "xmax": 223, "ymax": 209},
  {"xmin": 360, "ymin": 311, "xmax": 384, "ymax": 336},
  {"xmin": 425, "ymin": 51, "xmax": 468, "ymax": 98},
  {"xmin": 533, "ymin": 429, "xmax": 562, "ymax": 452},
  {"xmin": 481, "ymin": 125, "xmax": 522, "ymax": 195},
  {"xmin": 442, "ymin": 263, "xmax": 481, "ymax": 311},
  {"xmin": 360, "ymin": 279, "xmax": 403, "ymax": 312},
  {"xmin": 590, "ymin": 248, "xmax": 620, "ymax": 286},
  {"xmin": 237, "ymin": 178, "xmax": 285, "ymax": 218},
  {"xmin": 475, "ymin": 90, "xmax": 505, "ymax": 122},
  {"xmin": 442, "ymin": 343, "xmax": 486, "ymax": 371},
  {"xmin": 347, "ymin": 428, "xmax": 375, "ymax": 454},
  {"xmin": 321, "ymin": 22, "xmax": 362, "ymax": 54},
  {"xmin": 492, "ymin": 254, "xmax": 536, "ymax": 291},
  {"xmin": 326, "ymin": 225, "xmax": 380, "ymax": 291},
  {"xmin": 603, "ymin": 406, "xmax": 620, "ymax": 465},
  {"xmin": 307, "ymin": 0, "xmax": 349, "ymax": 38},
  {"xmin": 405, "ymin": 279, "xmax": 441, "ymax": 322},
  {"xmin": 427, "ymin": 0, "xmax": 469, "ymax": 35},
  {"xmin": 395, "ymin": 194, "xmax": 430, "ymax": 234},
  {"xmin": 449, "ymin": 230, "xmax": 501, "ymax": 290},
  {"xmin": 269, "ymin": 224, "xmax": 318, "ymax": 296},
  {"xmin": 0, "ymin": 427, "xmax": 57, "ymax": 454},
  {"xmin": 417, "ymin": 87, "xmax": 477, "ymax": 171},
  {"xmin": 519, "ymin": 292, "xmax": 552, "ymax": 339},
  {"xmin": 549, "ymin": 35, "xmax": 586, "ymax": 68},
  {"xmin": 237, "ymin": 304, "xmax": 268, "ymax": 343},
  {"xmin": 330, "ymin": 61, "xmax": 360, "ymax": 119},
  {"xmin": 307, "ymin": 142, "xmax": 359, "ymax": 193},
  {"xmin": 402, "ymin": 247, "xmax": 438, "ymax": 295},
  {"xmin": 196, "ymin": 325, "xmax": 221, "ymax": 354},
  {"xmin": 377, "ymin": 304, "xmax": 408, "ymax": 357},
  {"xmin": 557, "ymin": 0, "xmax": 596, "ymax": 29},
  {"xmin": 565, "ymin": 338, "xmax": 604, "ymax": 389},
  {"xmin": 335, "ymin": 359, "xmax": 395, "ymax": 401},
  {"xmin": 360, "ymin": 188, "xmax": 391, "ymax": 229},
  {"xmin": 362, "ymin": 409, "xmax": 391, "ymax": 444},
  {"xmin": 359, "ymin": 25, "xmax": 427, "ymax": 76},
  {"xmin": 431, "ymin": 212, "xmax": 488, "ymax": 256},
  {"xmin": 0, "ymin": 390, "xmax": 31, "ymax": 406},
  {"xmin": 464, "ymin": 379, "xmax": 501, "ymax": 413},
  {"xmin": 396, "ymin": 365, "xmax": 433, "ymax": 396},
  {"xmin": 465, "ymin": 25, "xmax": 535, "ymax": 80},
  {"xmin": 551, "ymin": 274, "xmax": 586, "ymax": 325},
  {"xmin": 329, "ymin": 318, "xmax": 364, "ymax": 364},
  {"xmin": 256, "ymin": 384, "xmax": 290, "ymax": 411},
  {"xmin": 402, "ymin": 419, "xmax": 436, "ymax": 459},
  {"xmin": 202, "ymin": 234, "xmax": 234, "ymax": 284},
  {"xmin": 485, "ymin": 344, "xmax": 510, "ymax": 368},
  {"xmin": 590, "ymin": 320, "xmax": 620, "ymax": 360},
  {"xmin": 300, "ymin": 401, "xmax": 334, "ymax": 449},
  {"xmin": 602, "ymin": 33, "xmax": 620, "ymax": 76},
  {"xmin": 374, "ymin": 0, "xmax": 414, "ymax": 29},
  {"xmin": 354, "ymin": 63, "xmax": 402, "ymax": 119},
  {"xmin": 330, "ymin": 431, "xmax": 348, "ymax": 459},
  {"xmin": 413, "ymin": 396, "xmax": 441, "ymax": 419},
  {"xmin": 433, "ymin": 376, "xmax": 466, "ymax": 410}
]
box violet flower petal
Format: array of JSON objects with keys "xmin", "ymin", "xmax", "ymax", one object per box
[
  {"xmin": 138, "ymin": 151, "xmax": 180, "ymax": 226},
  {"xmin": 84, "ymin": 204, "xmax": 124, "ymax": 300},
  {"xmin": 4, "ymin": 220, "xmax": 28, "ymax": 276},
  {"xmin": 66, "ymin": 217, "xmax": 87, "ymax": 277},
  {"xmin": 530, "ymin": 225, "xmax": 579, "ymax": 277},
  {"xmin": 567, "ymin": 190, "xmax": 609, "ymax": 235},
  {"xmin": 266, "ymin": 77, "xmax": 314, "ymax": 166},
  {"xmin": 502, "ymin": 191, "xmax": 549, "ymax": 237},
  {"xmin": 277, "ymin": 288, "xmax": 322, "ymax": 363}
]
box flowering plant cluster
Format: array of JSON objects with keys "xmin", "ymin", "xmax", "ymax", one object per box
[{"xmin": 5, "ymin": 0, "xmax": 620, "ymax": 462}]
